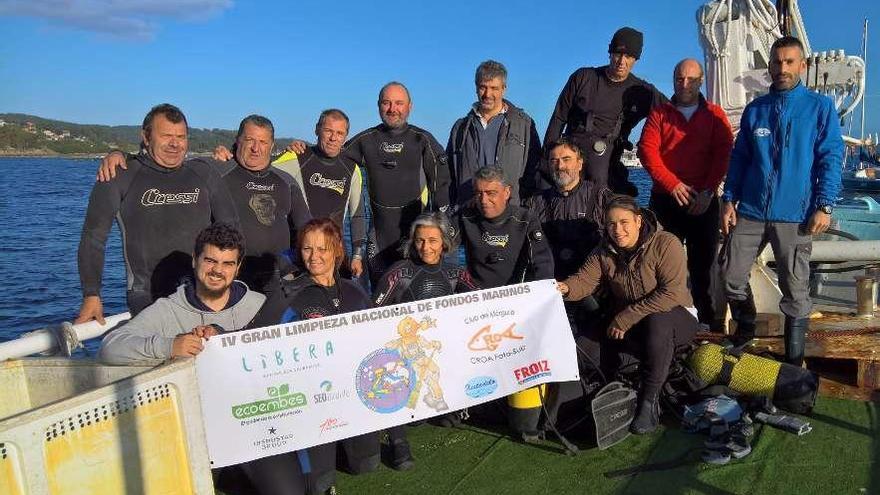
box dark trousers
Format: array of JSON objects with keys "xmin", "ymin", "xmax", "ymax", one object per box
[
  {"xmin": 650, "ymin": 192, "xmax": 721, "ymax": 326},
  {"xmin": 578, "ymin": 306, "xmax": 699, "ymax": 400}
]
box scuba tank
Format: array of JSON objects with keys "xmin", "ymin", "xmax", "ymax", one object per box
[
  {"xmin": 507, "ymin": 385, "xmax": 546, "ymax": 438},
  {"xmin": 687, "ymin": 343, "xmax": 818, "ymax": 414}
]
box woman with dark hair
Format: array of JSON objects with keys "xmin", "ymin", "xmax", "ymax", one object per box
[
  {"xmin": 557, "ymin": 195, "xmax": 698, "ymax": 434},
  {"xmin": 371, "ymin": 211, "xmax": 480, "ymax": 469},
  {"xmin": 243, "ymin": 218, "xmax": 379, "ymax": 495}
]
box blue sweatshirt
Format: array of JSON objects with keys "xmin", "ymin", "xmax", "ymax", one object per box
[{"xmin": 722, "ymin": 82, "xmax": 843, "ymax": 223}]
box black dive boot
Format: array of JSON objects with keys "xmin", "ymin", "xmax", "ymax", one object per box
[
  {"xmin": 784, "ymin": 317, "xmax": 809, "ymax": 367},
  {"xmin": 729, "ymin": 298, "xmax": 757, "ymax": 345},
  {"xmin": 629, "ymin": 397, "xmax": 660, "ymax": 435}
]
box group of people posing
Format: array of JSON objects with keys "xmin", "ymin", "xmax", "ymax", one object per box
[{"xmin": 76, "ymin": 26, "xmax": 843, "ymax": 495}]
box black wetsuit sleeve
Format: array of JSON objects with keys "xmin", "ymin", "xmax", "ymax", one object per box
[
  {"xmin": 454, "ymin": 269, "xmax": 481, "ymax": 293},
  {"xmin": 520, "ymin": 118, "xmax": 546, "ymax": 199},
  {"xmin": 544, "ymin": 69, "xmax": 582, "ymax": 152},
  {"xmin": 247, "ymin": 286, "xmax": 293, "ymax": 328},
  {"xmin": 349, "ymin": 165, "xmax": 368, "ymax": 257},
  {"xmin": 287, "ymin": 176, "xmax": 311, "ymax": 232},
  {"xmin": 372, "ymin": 264, "xmax": 406, "ymax": 306},
  {"xmin": 205, "ymin": 166, "xmax": 239, "ymax": 228},
  {"xmin": 528, "ymin": 212, "xmax": 555, "ymax": 281},
  {"xmin": 78, "ymin": 176, "xmax": 126, "ymax": 297},
  {"xmin": 422, "ymin": 133, "xmax": 451, "ymax": 211}
]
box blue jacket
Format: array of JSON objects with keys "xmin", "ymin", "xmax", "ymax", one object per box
[{"xmin": 722, "ymin": 82, "xmax": 843, "ymax": 223}]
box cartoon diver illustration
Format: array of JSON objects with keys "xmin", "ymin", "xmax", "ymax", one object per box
[{"xmin": 385, "ymin": 315, "xmax": 447, "ymax": 411}]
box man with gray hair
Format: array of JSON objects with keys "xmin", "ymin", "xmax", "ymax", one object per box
[
  {"xmin": 454, "ymin": 165, "xmax": 553, "ymax": 290},
  {"xmin": 448, "ymin": 60, "xmax": 544, "ymax": 208},
  {"xmin": 98, "ymin": 114, "xmax": 312, "ymax": 295}
]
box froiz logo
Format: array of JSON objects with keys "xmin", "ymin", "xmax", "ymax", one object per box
[
  {"xmin": 482, "ymin": 232, "xmax": 509, "ymax": 247},
  {"xmin": 468, "ymin": 323, "xmax": 524, "ymax": 352},
  {"xmin": 309, "ymin": 173, "xmax": 346, "ymax": 195},
  {"xmin": 754, "ymin": 127, "xmax": 771, "ymax": 138},
  {"xmin": 513, "ymin": 360, "xmax": 551, "ymax": 385},
  {"xmin": 141, "ymin": 188, "xmax": 200, "ymax": 206},
  {"xmin": 380, "ymin": 141, "xmax": 404, "ymax": 153}
]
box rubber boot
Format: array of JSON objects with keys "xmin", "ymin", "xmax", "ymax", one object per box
[
  {"xmin": 629, "ymin": 397, "xmax": 660, "ymax": 435},
  {"xmin": 728, "ymin": 298, "xmax": 757, "ymax": 344},
  {"xmin": 784, "ymin": 317, "xmax": 809, "ymax": 367}
]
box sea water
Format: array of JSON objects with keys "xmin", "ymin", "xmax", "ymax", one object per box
[{"xmin": 0, "ymin": 157, "xmax": 653, "ymax": 354}]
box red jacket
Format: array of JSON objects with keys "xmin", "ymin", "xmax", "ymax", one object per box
[{"xmin": 638, "ymin": 96, "xmax": 733, "ymax": 194}]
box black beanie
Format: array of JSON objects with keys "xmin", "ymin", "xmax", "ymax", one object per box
[{"xmin": 608, "ymin": 27, "xmax": 643, "ymax": 59}]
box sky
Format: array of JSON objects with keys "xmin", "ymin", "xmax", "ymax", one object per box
[{"xmin": 0, "ymin": 0, "xmax": 878, "ymax": 143}]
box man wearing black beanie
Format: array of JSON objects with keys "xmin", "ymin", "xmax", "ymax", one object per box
[{"xmin": 545, "ymin": 26, "xmax": 666, "ymax": 195}]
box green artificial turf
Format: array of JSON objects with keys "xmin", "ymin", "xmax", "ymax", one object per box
[{"xmin": 330, "ymin": 397, "xmax": 880, "ymax": 495}]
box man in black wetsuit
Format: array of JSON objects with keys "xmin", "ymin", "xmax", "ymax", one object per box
[
  {"xmin": 344, "ymin": 82, "xmax": 451, "ymax": 285},
  {"xmin": 272, "ymin": 109, "xmax": 368, "ymax": 279},
  {"xmin": 447, "ymin": 60, "xmax": 544, "ymax": 207},
  {"xmin": 97, "ymin": 115, "xmax": 312, "ymax": 296},
  {"xmin": 545, "ymin": 26, "xmax": 667, "ymax": 195},
  {"xmin": 287, "ymin": 83, "xmax": 451, "ymax": 286},
  {"xmin": 77, "ymin": 103, "xmax": 238, "ymax": 324},
  {"xmin": 454, "ymin": 165, "xmax": 554, "ymax": 289},
  {"xmin": 527, "ymin": 139, "xmax": 608, "ymax": 281}
]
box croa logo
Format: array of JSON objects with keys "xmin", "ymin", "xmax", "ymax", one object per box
[
  {"xmin": 513, "ymin": 360, "xmax": 551, "ymax": 385},
  {"xmin": 468, "ymin": 323, "xmax": 524, "ymax": 352},
  {"xmin": 380, "ymin": 141, "xmax": 404, "ymax": 153},
  {"xmin": 141, "ymin": 188, "xmax": 200, "ymax": 206},
  {"xmin": 313, "ymin": 380, "xmax": 351, "ymax": 404},
  {"xmin": 754, "ymin": 127, "xmax": 771, "ymax": 138},
  {"xmin": 319, "ymin": 417, "xmax": 350, "ymax": 435},
  {"xmin": 482, "ymin": 231, "xmax": 509, "ymax": 247}
]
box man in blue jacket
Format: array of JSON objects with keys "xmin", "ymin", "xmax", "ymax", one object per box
[{"xmin": 721, "ymin": 36, "xmax": 844, "ymax": 366}]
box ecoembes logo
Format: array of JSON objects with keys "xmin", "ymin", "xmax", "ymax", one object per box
[
  {"xmin": 231, "ymin": 383, "xmax": 307, "ymax": 419},
  {"xmin": 514, "ymin": 360, "xmax": 551, "ymax": 385}
]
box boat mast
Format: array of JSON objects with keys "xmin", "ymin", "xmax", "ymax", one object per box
[{"xmin": 861, "ymin": 17, "xmax": 868, "ymax": 142}]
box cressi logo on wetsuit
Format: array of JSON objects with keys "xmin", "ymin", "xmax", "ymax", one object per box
[
  {"xmin": 380, "ymin": 142, "xmax": 404, "ymax": 153},
  {"xmin": 309, "ymin": 172, "xmax": 347, "ymax": 195},
  {"xmin": 482, "ymin": 232, "xmax": 510, "ymax": 248},
  {"xmin": 140, "ymin": 187, "xmax": 200, "ymax": 206}
]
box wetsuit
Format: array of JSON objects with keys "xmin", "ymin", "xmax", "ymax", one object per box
[
  {"xmin": 526, "ymin": 180, "xmax": 609, "ymax": 280},
  {"xmin": 373, "ymin": 259, "xmax": 480, "ymax": 306},
  {"xmin": 545, "ymin": 66, "xmax": 666, "ymax": 194},
  {"xmin": 78, "ymin": 151, "xmax": 238, "ymax": 314},
  {"xmin": 273, "ymin": 148, "xmax": 367, "ymax": 259},
  {"xmin": 207, "ymin": 158, "xmax": 310, "ymax": 295},
  {"xmin": 454, "ymin": 204, "xmax": 554, "ymax": 289},
  {"xmin": 247, "ymin": 275, "xmax": 380, "ymax": 494},
  {"xmin": 343, "ymin": 124, "xmax": 451, "ymax": 282}
]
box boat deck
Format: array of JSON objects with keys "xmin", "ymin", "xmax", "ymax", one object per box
[{"xmin": 217, "ymin": 396, "xmax": 879, "ymax": 495}]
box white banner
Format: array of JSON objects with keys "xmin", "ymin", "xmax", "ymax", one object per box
[{"xmin": 196, "ymin": 280, "xmax": 579, "ymax": 468}]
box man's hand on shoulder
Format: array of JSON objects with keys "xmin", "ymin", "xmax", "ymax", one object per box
[
  {"xmin": 96, "ymin": 151, "xmax": 128, "ymax": 182},
  {"xmin": 806, "ymin": 210, "xmax": 832, "ymax": 235},
  {"xmin": 213, "ymin": 145, "xmax": 233, "ymax": 161},
  {"xmin": 286, "ymin": 140, "xmax": 308, "ymax": 155},
  {"xmin": 74, "ymin": 295, "xmax": 105, "ymax": 325}
]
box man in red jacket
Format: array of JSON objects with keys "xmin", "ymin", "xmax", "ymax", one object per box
[{"xmin": 638, "ymin": 58, "xmax": 734, "ymax": 329}]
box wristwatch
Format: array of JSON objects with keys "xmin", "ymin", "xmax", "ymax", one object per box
[{"xmin": 818, "ymin": 204, "xmax": 833, "ymax": 215}]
